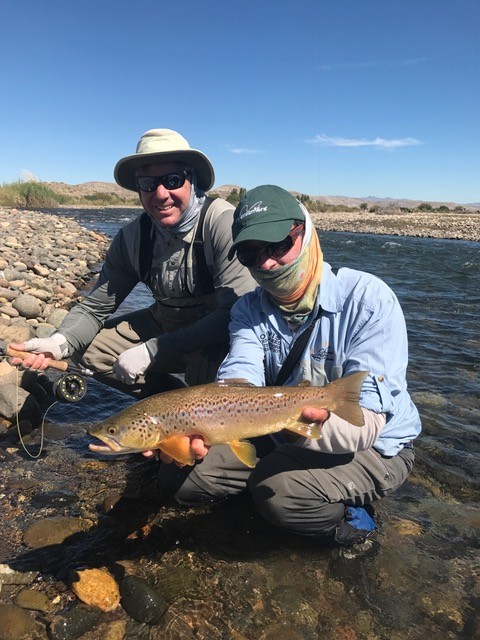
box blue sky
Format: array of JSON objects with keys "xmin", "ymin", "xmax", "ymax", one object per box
[{"xmin": 1, "ymin": 0, "xmax": 479, "ymax": 204}]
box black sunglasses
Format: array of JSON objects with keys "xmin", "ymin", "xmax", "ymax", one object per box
[
  {"xmin": 236, "ymin": 223, "xmax": 304, "ymax": 268},
  {"xmin": 136, "ymin": 170, "xmax": 190, "ymax": 192}
]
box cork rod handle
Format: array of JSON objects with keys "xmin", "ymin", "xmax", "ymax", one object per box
[{"xmin": 6, "ymin": 345, "xmax": 69, "ymax": 372}]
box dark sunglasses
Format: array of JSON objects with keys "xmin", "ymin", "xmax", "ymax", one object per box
[
  {"xmin": 136, "ymin": 170, "xmax": 190, "ymax": 192},
  {"xmin": 236, "ymin": 223, "xmax": 304, "ymax": 268}
]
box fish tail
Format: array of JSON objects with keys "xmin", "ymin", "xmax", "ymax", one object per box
[{"xmin": 322, "ymin": 371, "xmax": 369, "ymax": 426}]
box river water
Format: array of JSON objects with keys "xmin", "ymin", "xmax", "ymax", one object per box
[{"xmin": 3, "ymin": 207, "xmax": 479, "ymax": 639}]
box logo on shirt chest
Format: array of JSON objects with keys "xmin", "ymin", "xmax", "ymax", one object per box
[
  {"xmin": 312, "ymin": 343, "xmax": 335, "ymax": 362},
  {"xmin": 259, "ymin": 331, "xmax": 282, "ymax": 355}
]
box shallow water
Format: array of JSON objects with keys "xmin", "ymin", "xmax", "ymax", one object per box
[{"xmin": 1, "ymin": 208, "xmax": 478, "ymax": 639}]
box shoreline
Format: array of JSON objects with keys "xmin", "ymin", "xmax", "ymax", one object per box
[
  {"xmin": 41, "ymin": 204, "xmax": 480, "ymax": 242},
  {"xmin": 310, "ymin": 209, "xmax": 480, "ymax": 242}
]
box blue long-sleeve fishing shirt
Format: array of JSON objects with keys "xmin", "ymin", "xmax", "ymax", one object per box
[{"xmin": 217, "ymin": 262, "xmax": 421, "ymax": 457}]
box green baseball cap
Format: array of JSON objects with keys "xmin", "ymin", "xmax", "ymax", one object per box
[{"xmin": 228, "ymin": 185, "xmax": 305, "ymax": 260}]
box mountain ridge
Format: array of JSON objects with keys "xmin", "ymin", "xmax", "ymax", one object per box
[{"xmin": 45, "ymin": 181, "xmax": 479, "ymax": 211}]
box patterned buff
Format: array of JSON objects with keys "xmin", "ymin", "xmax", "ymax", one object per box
[{"xmin": 251, "ymin": 207, "xmax": 323, "ymax": 325}]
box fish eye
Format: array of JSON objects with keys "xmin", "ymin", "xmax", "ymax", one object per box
[{"xmin": 108, "ymin": 427, "xmax": 116, "ymax": 435}]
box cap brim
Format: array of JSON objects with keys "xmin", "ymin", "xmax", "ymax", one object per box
[
  {"xmin": 114, "ymin": 149, "xmax": 215, "ymax": 192},
  {"xmin": 227, "ymin": 218, "xmax": 294, "ymax": 260}
]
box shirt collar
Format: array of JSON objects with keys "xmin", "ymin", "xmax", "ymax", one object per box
[{"xmin": 317, "ymin": 262, "xmax": 344, "ymax": 314}]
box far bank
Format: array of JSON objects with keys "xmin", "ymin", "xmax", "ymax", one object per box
[{"xmin": 52, "ymin": 204, "xmax": 480, "ymax": 243}]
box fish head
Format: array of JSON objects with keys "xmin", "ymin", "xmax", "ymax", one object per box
[{"xmin": 88, "ymin": 408, "xmax": 164, "ymax": 455}]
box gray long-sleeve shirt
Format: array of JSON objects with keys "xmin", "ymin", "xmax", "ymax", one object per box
[{"xmin": 59, "ymin": 198, "xmax": 256, "ymax": 362}]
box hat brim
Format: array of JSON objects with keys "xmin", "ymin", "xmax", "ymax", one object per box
[
  {"xmin": 114, "ymin": 149, "xmax": 215, "ymax": 192},
  {"xmin": 227, "ymin": 218, "xmax": 294, "ymax": 260}
]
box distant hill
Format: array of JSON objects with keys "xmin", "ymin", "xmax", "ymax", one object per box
[
  {"xmin": 45, "ymin": 181, "xmax": 135, "ymax": 200},
  {"xmin": 45, "ymin": 181, "xmax": 478, "ymax": 212}
]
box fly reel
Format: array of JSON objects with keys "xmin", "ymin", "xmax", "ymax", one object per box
[{"xmin": 52, "ymin": 373, "xmax": 88, "ymax": 403}]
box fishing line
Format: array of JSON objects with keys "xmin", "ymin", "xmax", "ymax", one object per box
[
  {"xmin": 14, "ymin": 365, "xmax": 59, "ymax": 459},
  {"xmin": 0, "ymin": 355, "xmax": 57, "ymax": 459}
]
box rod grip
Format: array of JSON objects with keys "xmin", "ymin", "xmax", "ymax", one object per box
[{"xmin": 6, "ymin": 345, "xmax": 69, "ymax": 371}]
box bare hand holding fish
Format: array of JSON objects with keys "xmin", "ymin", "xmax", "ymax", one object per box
[
  {"xmin": 142, "ymin": 434, "xmax": 209, "ymax": 464},
  {"xmin": 88, "ymin": 371, "xmax": 368, "ymax": 468}
]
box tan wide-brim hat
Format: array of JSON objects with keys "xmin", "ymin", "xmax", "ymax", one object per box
[{"xmin": 114, "ymin": 129, "xmax": 215, "ymax": 192}]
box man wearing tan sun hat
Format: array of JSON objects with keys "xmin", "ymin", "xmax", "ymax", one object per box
[{"xmin": 11, "ymin": 129, "xmax": 255, "ymax": 396}]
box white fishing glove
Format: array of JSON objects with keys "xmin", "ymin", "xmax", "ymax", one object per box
[
  {"xmin": 113, "ymin": 343, "xmax": 153, "ymax": 385},
  {"xmin": 21, "ymin": 334, "xmax": 69, "ymax": 360}
]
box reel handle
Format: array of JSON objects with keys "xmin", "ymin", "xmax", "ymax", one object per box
[{"xmin": 6, "ymin": 345, "xmax": 69, "ymax": 371}]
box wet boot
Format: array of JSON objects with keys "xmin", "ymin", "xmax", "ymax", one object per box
[{"xmin": 334, "ymin": 505, "xmax": 376, "ymax": 546}]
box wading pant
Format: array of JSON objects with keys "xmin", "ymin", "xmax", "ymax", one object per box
[
  {"xmin": 156, "ymin": 439, "xmax": 415, "ymax": 537},
  {"xmin": 73, "ymin": 306, "xmax": 228, "ymax": 398}
]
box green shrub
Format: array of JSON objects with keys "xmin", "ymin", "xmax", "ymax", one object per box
[
  {"xmin": 226, "ymin": 187, "xmax": 246, "ymax": 206},
  {"xmin": 417, "ymin": 202, "xmax": 433, "ymax": 212},
  {"xmin": 82, "ymin": 192, "xmax": 125, "ymax": 205},
  {"xmin": 0, "ymin": 180, "xmax": 70, "ymax": 207}
]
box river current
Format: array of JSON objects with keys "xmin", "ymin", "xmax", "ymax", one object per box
[{"xmin": 20, "ymin": 207, "xmax": 480, "ymax": 638}]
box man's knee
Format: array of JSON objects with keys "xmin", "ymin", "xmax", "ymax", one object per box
[
  {"xmin": 249, "ymin": 455, "xmax": 344, "ymax": 536},
  {"xmin": 157, "ymin": 445, "xmax": 251, "ymax": 504},
  {"xmin": 157, "ymin": 463, "xmax": 216, "ymax": 504}
]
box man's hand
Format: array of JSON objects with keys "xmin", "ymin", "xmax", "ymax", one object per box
[
  {"xmin": 282, "ymin": 406, "xmax": 330, "ymax": 443},
  {"xmin": 112, "ymin": 343, "xmax": 153, "ymax": 385},
  {"xmin": 9, "ymin": 335, "xmax": 68, "ymax": 370},
  {"xmin": 301, "ymin": 406, "xmax": 330, "ymax": 424},
  {"xmin": 142, "ymin": 434, "xmax": 209, "ymax": 464}
]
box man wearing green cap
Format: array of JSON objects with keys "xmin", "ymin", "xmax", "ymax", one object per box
[
  {"xmin": 155, "ymin": 184, "xmax": 421, "ymax": 545},
  {"xmin": 10, "ymin": 129, "xmax": 255, "ymax": 396}
]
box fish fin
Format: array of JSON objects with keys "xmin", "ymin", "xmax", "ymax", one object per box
[
  {"xmin": 216, "ymin": 378, "xmax": 255, "ymax": 387},
  {"xmin": 297, "ymin": 380, "xmax": 312, "ymax": 387},
  {"xmin": 157, "ymin": 435, "xmax": 195, "ymax": 466},
  {"xmin": 321, "ymin": 371, "xmax": 369, "ymax": 426},
  {"xmin": 284, "ymin": 422, "xmax": 321, "ymax": 439},
  {"xmin": 229, "ymin": 439, "xmax": 257, "ymax": 468}
]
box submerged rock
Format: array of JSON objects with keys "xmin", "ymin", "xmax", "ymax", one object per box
[
  {"xmin": 391, "ymin": 518, "xmax": 424, "ymax": 537},
  {"xmin": 153, "ymin": 565, "xmax": 201, "ymax": 603},
  {"xmin": 120, "ymin": 575, "xmax": 168, "ymax": 625},
  {"xmin": 31, "ymin": 489, "xmax": 79, "ymax": 509},
  {"xmin": 0, "ymin": 603, "xmax": 37, "ymax": 640},
  {"xmin": 48, "ymin": 602, "xmax": 103, "ymax": 640},
  {"xmin": 23, "ymin": 516, "xmax": 90, "ymax": 548},
  {"xmin": 69, "ymin": 568, "xmax": 120, "ymax": 612},
  {"xmin": 0, "ymin": 564, "xmax": 39, "ymax": 586},
  {"xmin": 15, "ymin": 588, "xmax": 53, "ymax": 612}
]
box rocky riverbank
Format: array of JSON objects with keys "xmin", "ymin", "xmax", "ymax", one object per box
[
  {"xmin": 311, "ymin": 208, "xmax": 480, "ymax": 241},
  {"xmin": 0, "ymin": 208, "xmax": 108, "ymax": 431}
]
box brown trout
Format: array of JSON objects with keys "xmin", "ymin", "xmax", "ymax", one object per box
[{"xmin": 88, "ymin": 371, "xmax": 368, "ymax": 467}]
